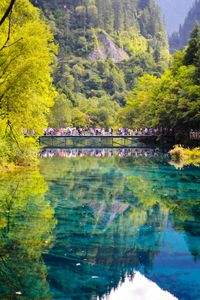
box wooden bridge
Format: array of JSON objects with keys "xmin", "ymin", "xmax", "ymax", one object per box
[{"xmin": 39, "ymin": 135, "xmax": 163, "ymax": 149}]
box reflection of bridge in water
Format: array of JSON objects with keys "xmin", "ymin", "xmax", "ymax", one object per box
[
  {"xmin": 40, "ymin": 148, "xmax": 167, "ymax": 159},
  {"xmin": 39, "ymin": 135, "xmax": 168, "ymax": 149}
]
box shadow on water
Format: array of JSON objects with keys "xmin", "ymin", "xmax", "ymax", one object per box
[{"xmin": 0, "ymin": 150, "xmax": 200, "ymax": 300}]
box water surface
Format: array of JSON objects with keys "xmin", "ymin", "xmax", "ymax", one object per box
[{"xmin": 0, "ymin": 150, "xmax": 200, "ymax": 299}]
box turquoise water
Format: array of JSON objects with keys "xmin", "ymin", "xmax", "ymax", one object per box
[{"xmin": 0, "ymin": 150, "xmax": 200, "ymax": 299}]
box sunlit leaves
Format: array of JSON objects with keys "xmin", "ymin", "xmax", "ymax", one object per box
[
  {"xmin": 120, "ymin": 27, "xmax": 200, "ymax": 131},
  {"xmin": 0, "ymin": 0, "xmax": 57, "ymax": 164}
]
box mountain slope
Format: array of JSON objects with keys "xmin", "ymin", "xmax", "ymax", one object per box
[
  {"xmin": 170, "ymin": 0, "xmax": 200, "ymax": 51},
  {"xmin": 156, "ymin": 0, "xmax": 194, "ymax": 34},
  {"xmin": 31, "ymin": 0, "xmax": 169, "ymax": 127}
]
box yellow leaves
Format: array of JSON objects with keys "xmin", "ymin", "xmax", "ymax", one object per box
[
  {"xmin": 0, "ymin": 217, "xmax": 7, "ymax": 229},
  {"xmin": 0, "ymin": 0, "xmax": 57, "ymax": 164},
  {"xmin": 128, "ymin": 208, "xmax": 147, "ymax": 226},
  {"xmin": 0, "ymin": 167, "xmax": 55, "ymax": 297},
  {"xmin": 169, "ymin": 145, "xmax": 200, "ymax": 168},
  {"xmin": 119, "ymin": 28, "xmax": 148, "ymax": 55},
  {"xmin": 0, "ymin": 167, "xmax": 55, "ymax": 244},
  {"xmin": 75, "ymin": 5, "xmax": 86, "ymax": 16}
]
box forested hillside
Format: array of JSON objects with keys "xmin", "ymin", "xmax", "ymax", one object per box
[
  {"xmin": 120, "ymin": 27, "xmax": 200, "ymax": 138},
  {"xmin": 170, "ymin": 0, "xmax": 200, "ymax": 51},
  {"xmin": 32, "ymin": 0, "xmax": 169, "ymax": 128}
]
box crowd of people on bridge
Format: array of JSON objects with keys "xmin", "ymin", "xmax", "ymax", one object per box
[
  {"xmin": 190, "ymin": 129, "xmax": 200, "ymax": 140},
  {"xmin": 44, "ymin": 127, "xmax": 174, "ymax": 137}
]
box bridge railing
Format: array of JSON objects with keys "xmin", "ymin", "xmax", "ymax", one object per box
[
  {"xmin": 39, "ymin": 135, "xmax": 164, "ymax": 149},
  {"xmin": 190, "ymin": 131, "xmax": 200, "ymax": 140}
]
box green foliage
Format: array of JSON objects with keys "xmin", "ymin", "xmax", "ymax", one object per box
[
  {"xmin": 184, "ymin": 26, "xmax": 200, "ymax": 67},
  {"xmin": 170, "ymin": 145, "xmax": 200, "ymax": 168},
  {"xmin": 120, "ymin": 27, "xmax": 200, "ymax": 133},
  {"xmin": 11, "ymin": 136, "xmax": 39, "ymax": 166},
  {"xmin": 73, "ymin": 95, "xmax": 120, "ymax": 128},
  {"xmin": 118, "ymin": 29, "xmax": 148, "ymax": 55},
  {"xmin": 122, "ymin": 73, "xmax": 161, "ymax": 127},
  {"xmin": 31, "ymin": 0, "xmax": 169, "ymax": 128},
  {"xmin": 0, "ymin": 0, "xmax": 57, "ymax": 165},
  {"xmin": 0, "ymin": 137, "xmax": 10, "ymax": 165},
  {"xmin": 48, "ymin": 94, "xmax": 72, "ymax": 128},
  {"xmin": 0, "ymin": 168, "xmax": 55, "ymax": 297},
  {"xmin": 71, "ymin": 109, "xmax": 90, "ymax": 128}
]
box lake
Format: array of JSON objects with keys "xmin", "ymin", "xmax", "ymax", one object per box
[{"xmin": 0, "ymin": 149, "xmax": 200, "ymax": 299}]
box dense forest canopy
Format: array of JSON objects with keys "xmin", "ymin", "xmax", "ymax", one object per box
[
  {"xmin": 0, "ymin": 0, "xmax": 57, "ymax": 165},
  {"xmin": 119, "ymin": 26, "xmax": 200, "ymax": 137},
  {"xmin": 32, "ymin": 0, "xmax": 166, "ymax": 39},
  {"xmin": 31, "ymin": 0, "xmax": 169, "ymax": 129}
]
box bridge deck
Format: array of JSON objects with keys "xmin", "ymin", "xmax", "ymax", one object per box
[{"xmin": 39, "ymin": 135, "xmax": 163, "ymax": 149}]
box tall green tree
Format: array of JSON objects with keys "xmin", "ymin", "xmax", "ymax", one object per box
[
  {"xmin": 184, "ymin": 26, "xmax": 200, "ymax": 66},
  {"xmin": 121, "ymin": 27, "xmax": 200, "ymax": 134},
  {"xmin": 0, "ymin": 0, "xmax": 57, "ymax": 165}
]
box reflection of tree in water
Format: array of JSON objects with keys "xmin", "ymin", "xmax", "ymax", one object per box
[
  {"xmin": 0, "ymin": 169, "xmax": 56, "ymax": 299},
  {"xmin": 40, "ymin": 156, "xmax": 200, "ymax": 299},
  {"xmin": 41, "ymin": 157, "xmax": 170, "ymax": 299},
  {"xmin": 167, "ymin": 198, "xmax": 200, "ymax": 260},
  {"xmin": 147, "ymin": 164, "xmax": 200, "ymax": 261},
  {"xmin": 118, "ymin": 157, "xmax": 200, "ymax": 259}
]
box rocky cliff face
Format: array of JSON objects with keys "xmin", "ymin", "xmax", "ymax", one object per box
[{"xmin": 88, "ymin": 32, "xmax": 129, "ymax": 63}]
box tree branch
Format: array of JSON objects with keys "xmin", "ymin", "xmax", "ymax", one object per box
[
  {"xmin": 0, "ymin": 0, "xmax": 16, "ymax": 27},
  {"xmin": 0, "ymin": 37, "xmax": 23, "ymax": 52},
  {"xmin": 0, "ymin": 10, "xmax": 12, "ymax": 51},
  {"xmin": 0, "ymin": 1, "xmax": 23, "ymax": 52},
  {"xmin": 7, "ymin": 121, "xmax": 23, "ymax": 152}
]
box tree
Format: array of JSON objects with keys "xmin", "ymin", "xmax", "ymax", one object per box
[
  {"xmin": 72, "ymin": 109, "xmax": 90, "ymax": 127},
  {"xmin": 121, "ymin": 29, "xmax": 200, "ymax": 135},
  {"xmin": 184, "ymin": 26, "xmax": 200, "ymax": 66},
  {"xmin": 0, "ymin": 168, "xmax": 55, "ymax": 298},
  {"xmin": 48, "ymin": 94, "xmax": 72, "ymax": 128},
  {"xmin": 32, "ymin": 0, "xmax": 168, "ymax": 115},
  {"xmin": 0, "ymin": 0, "xmax": 57, "ymax": 164},
  {"xmin": 0, "ymin": 0, "xmax": 16, "ymax": 26},
  {"xmin": 123, "ymin": 74, "xmax": 161, "ymax": 127}
]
